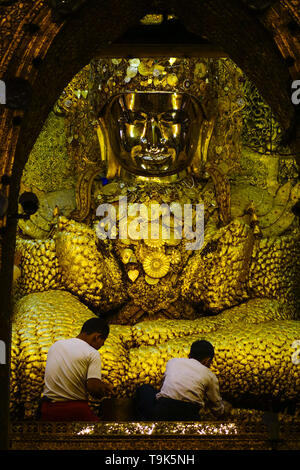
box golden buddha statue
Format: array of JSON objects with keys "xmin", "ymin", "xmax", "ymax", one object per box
[
  {"xmin": 11, "ymin": 57, "xmax": 300, "ymax": 419},
  {"xmin": 50, "ymin": 84, "xmax": 236, "ymax": 323}
]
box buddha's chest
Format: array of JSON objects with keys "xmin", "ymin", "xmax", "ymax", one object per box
[{"xmin": 94, "ymin": 178, "xmax": 212, "ymax": 285}]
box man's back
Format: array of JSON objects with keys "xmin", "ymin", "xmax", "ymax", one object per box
[
  {"xmin": 43, "ymin": 338, "xmax": 102, "ymax": 402},
  {"xmin": 156, "ymin": 357, "xmax": 224, "ymax": 415}
]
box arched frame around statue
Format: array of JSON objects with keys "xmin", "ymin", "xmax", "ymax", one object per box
[{"xmin": 0, "ymin": 0, "xmax": 300, "ymax": 450}]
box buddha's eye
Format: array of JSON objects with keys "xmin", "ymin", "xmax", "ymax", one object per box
[
  {"xmin": 128, "ymin": 111, "xmax": 146, "ymax": 123},
  {"xmin": 161, "ymin": 112, "xmax": 178, "ymax": 122},
  {"xmin": 160, "ymin": 111, "xmax": 189, "ymax": 124},
  {"xmin": 118, "ymin": 111, "xmax": 146, "ymax": 124},
  {"xmin": 133, "ymin": 112, "xmax": 146, "ymax": 121}
]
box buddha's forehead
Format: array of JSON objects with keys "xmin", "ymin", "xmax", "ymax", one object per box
[{"xmin": 112, "ymin": 92, "xmax": 190, "ymax": 113}]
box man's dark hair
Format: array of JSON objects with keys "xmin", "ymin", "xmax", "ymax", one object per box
[
  {"xmin": 81, "ymin": 318, "xmax": 109, "ymax": 337},
  {"xmin": 189, "ymin": 340, "xmax": 214, "ymax": 361}
]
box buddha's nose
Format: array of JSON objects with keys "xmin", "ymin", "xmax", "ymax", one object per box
[{"xmin": 145, "ymin": 117, "xmax": 162, "ymax": 148}]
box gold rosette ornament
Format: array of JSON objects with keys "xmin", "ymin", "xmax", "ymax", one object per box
[
  {"xmin": 144, "ymin": 238, "xmax": 165, "ymax": 248},
  {"xmin": 143, "ymin": 225, "xmax": 169, "ymax": 248},
  {"xmin": 143, "ymin": 253, "xmax": 170, "ymax": 279},
  {"xmin": 170, "ymin": 250, "xmax": 181, "ymax": 265}
]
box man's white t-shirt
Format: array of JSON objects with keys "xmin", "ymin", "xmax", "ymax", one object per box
[
  {"xmin": 156, "ymin": 358, "xmax": 224, "ymax": 415},
  {"xmin": 43, "ymin": 338, "xmax": 102, "ymax": 402}
]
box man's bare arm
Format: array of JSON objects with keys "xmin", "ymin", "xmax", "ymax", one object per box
[{"xmin": 86, "ymin": 378, "xmax": 113, "ymax": 398}]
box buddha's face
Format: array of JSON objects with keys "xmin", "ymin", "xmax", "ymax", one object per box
[{"xmin": 103, "ymin": 92, "xmax": 202, "ymax": 177}]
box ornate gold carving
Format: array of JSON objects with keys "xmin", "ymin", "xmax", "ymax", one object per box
[
  {"xmin": 205, "ymin": 163, "xmax": 231, "ymax": 225},
  {"xmin": 71, "ymin": 165, "xmax": 104, "ymax": 222},
  {"xmin": 142, "ymin": 253, "xmax": 170, "ymax": 279}
]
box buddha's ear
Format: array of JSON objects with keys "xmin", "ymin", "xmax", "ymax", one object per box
[
  {"xmin": 97, "ymin": 118, "xmax": 122, "ymax": 179},
  {"xmin": 189, "ymin": 127, "xmax": 203, "ymax": 176},
  {"xmin": 190, "ymin": 117, "xmax": 216, "ymax": 176}
]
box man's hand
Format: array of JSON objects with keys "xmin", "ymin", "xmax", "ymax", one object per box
[
  {"xmin": 87, "ymin": 378, "xmax": 113, "ymax": 398},
  {"xmin": 100, "ymin": 382, "xmax": 114, "ymax": 395},
  {"xmin": 223, "ymin": 400, "xmax": 232, "ymax": 415}
]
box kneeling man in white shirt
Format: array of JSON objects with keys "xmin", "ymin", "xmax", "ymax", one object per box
[
  {"xmin": 41, "ymin": 317, "xmax": 112, "ymax": 421},
  {"xmin": 136, "ymin": 340, "xmax": 230, "ymax": 420}
]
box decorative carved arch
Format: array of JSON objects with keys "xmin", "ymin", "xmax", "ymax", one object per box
[{"xmin": 0, "ymin": 0, "xmax": 300, "ymax": 448}]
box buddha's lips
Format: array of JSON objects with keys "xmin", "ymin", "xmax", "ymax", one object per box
[{"xmin": 140, "ymin": 154, "xmax": 171, "ymax": 162}]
